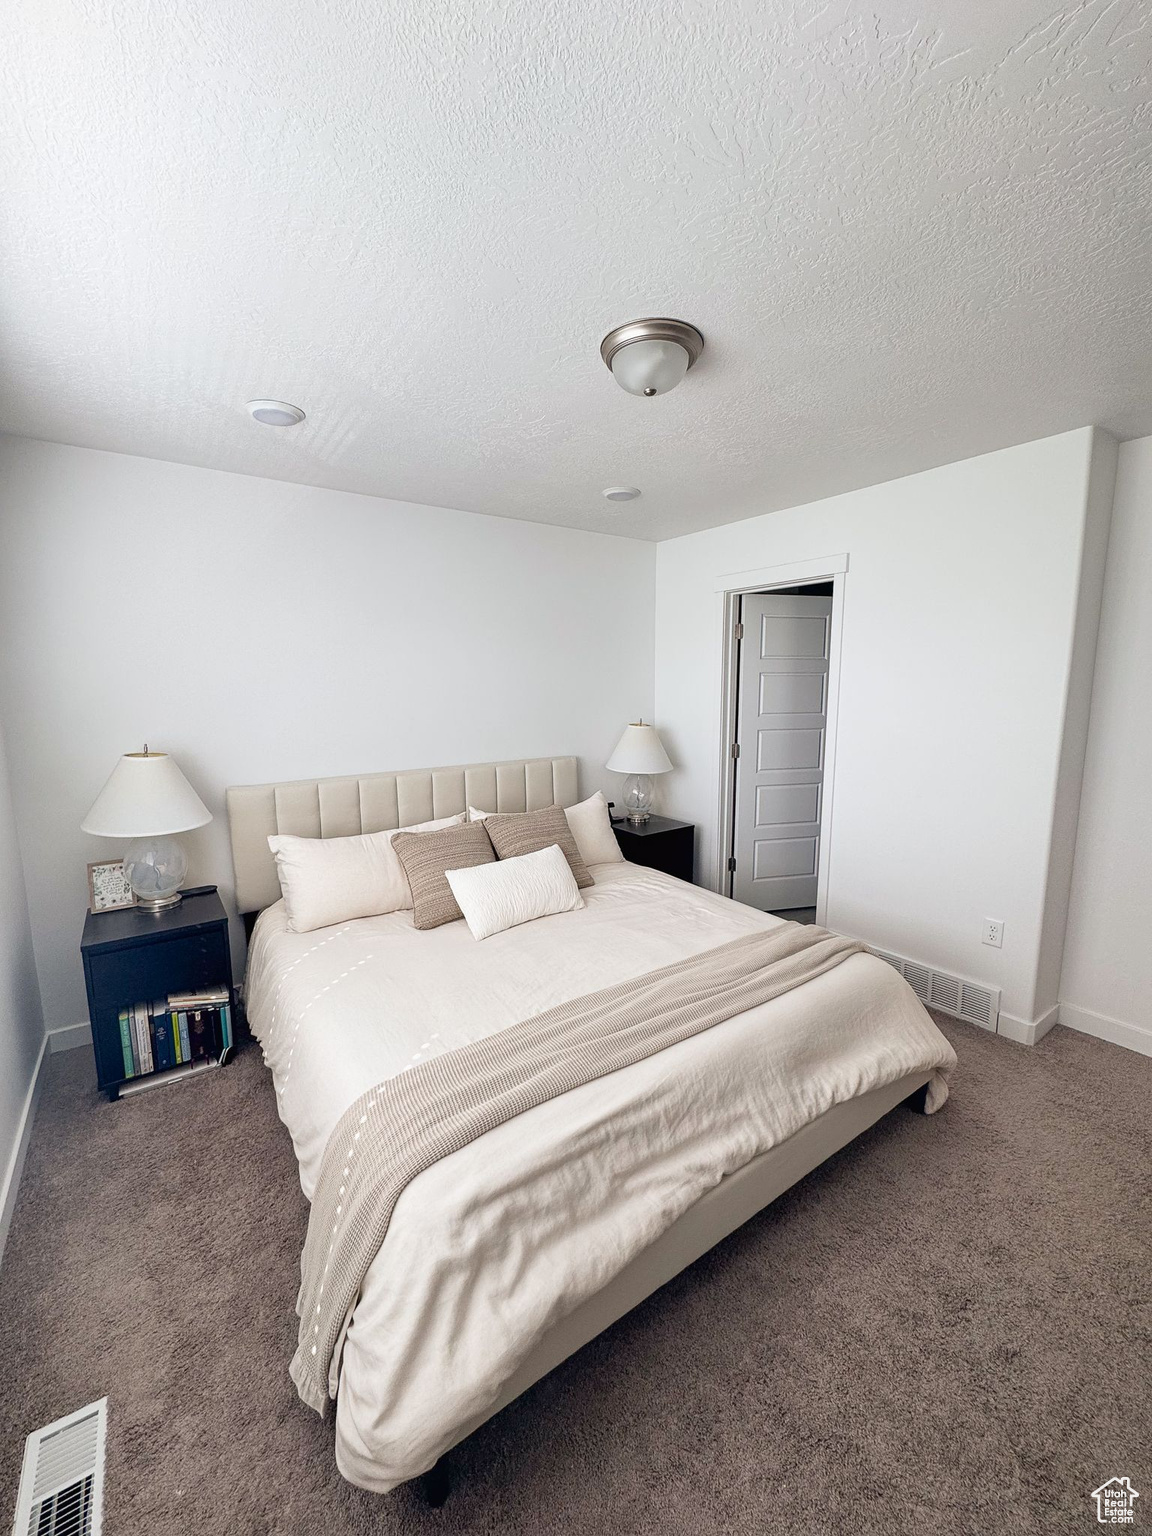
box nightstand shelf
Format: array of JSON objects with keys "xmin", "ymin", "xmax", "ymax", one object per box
[
  {"xmin": 612, "ymin": 814, "xmax": 695, "ymax": 883},
  {"xmin": 80, "ymin": 886, "xmax": 236, "ymax": 1100}
]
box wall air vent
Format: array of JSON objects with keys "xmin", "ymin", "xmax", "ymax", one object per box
[
  {"xmin": 959, "ymin": 981, "xmax": 995, "ymax": 1029},
  {"xmin": 868, "ymin": 948, "xmax": 999, "ymax": 1033},
  {"xmin": 12, "ymin": 1398, "xmax": 106, "ymax": 1536},
  {"xmin": 929, "ymin": 972, "xmax": 961, "ymax": 1015},
  {"xmin": 870, "ymin": 951, "xmax": 903, "ymax": 971}
]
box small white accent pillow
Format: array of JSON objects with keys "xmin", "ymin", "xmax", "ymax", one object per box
[
  {"xmin": 563, "ymin": 790, "xmax": 624, "ymax": 866},
  {"xmin": 445, "ymin": 842, "xmax": 584, "ymax": 941},
  {"xmin": 469, "ymin": 792, "xmax": 623, "ymax": 867},
  {"xmin": 269, "ymin": 813, "xmax": 465, "ymax": 933}
]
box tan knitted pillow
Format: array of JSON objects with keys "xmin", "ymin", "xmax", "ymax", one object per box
[
  {"xmin": 483, "ymin": 804, "xmax": 594, "ymax": 889},
  {"xmin": 391, "ymin": 821, "xmax": 496, "ymax": 930}
]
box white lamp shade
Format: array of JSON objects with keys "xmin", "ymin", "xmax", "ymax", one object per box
[
  {"xmin": 81, "ymin": 752, "xmax": 212, "ymax": 838},
  {"xmin": 606, "ymin": 723, "xmax": 673, "ymax": 775},
  {"xmin": 609, "ymin": 338, "xmax": 691, "ymax": 397}
]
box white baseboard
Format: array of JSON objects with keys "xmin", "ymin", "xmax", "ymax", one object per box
[
  {"xmin": 1058, "ymin": 1001, "xmax": 1152, "ymax": 1059},
  {"xmin": 997, "ymin": 1004, "xmax": 1060, "ymax": 1047},
  {"xmin": 47, "ymin": 1021, "xmax": 91, "ymax": 1054},
  {"xmin": 0, "ymin": 1034, "xmax": 48, "ymax": 1267}
]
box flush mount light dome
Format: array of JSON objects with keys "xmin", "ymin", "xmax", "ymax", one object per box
[
  {"xmin": 600, "ymin": 318, "xmax": 704, "ymax": 397},
  {"xmin": 246, "ymin": 399, "xmax": 306, "ymax": 426},
  {"xmin": 602, "ymin": 486, "xmax": 641, "ymax": 501}
]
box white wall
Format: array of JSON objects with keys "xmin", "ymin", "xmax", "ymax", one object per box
[
  {"xmin": 0, "ymin": 712, "xmax": 46, "ymax": 1256},
  {"xmin": 0, "ymin": 437, "xmax": 655, "ymax": 1032},
  {"xmin": 1059, "ymin": 434, "xmax": 1152, "ymax": 1055},
  {"xmin": 0, "ymin": 425, "xmax": 1136, "ymax": 1062},
  {"xmin": 655, "ymin": 428, "xmax": 1114, "ymax": 1030}
]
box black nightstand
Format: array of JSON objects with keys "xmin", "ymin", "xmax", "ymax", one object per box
[
  {"xmin": 612, "ymin": 815, "xmax": 695, "ymax": 883},
  {"xmin": 80, "ymin": 887, "xmax": 235, "ymax": 1100}
]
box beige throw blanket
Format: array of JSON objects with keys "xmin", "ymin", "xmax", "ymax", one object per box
[{"xmin": 291, "ymin": 921, "xmax": 864, "ymax": 1414}]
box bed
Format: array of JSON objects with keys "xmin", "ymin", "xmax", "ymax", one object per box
[{"xmin": 227, "ymin": 755, "xmax": 956, "ymax": 1495}]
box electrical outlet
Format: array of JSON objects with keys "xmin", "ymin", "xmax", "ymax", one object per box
[{"xmin": 982, "ymin": 918, "xmax": 1004, "ymax": 949}]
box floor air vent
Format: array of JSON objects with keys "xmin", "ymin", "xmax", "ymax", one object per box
[
  {"xmin": 12, "ymin": 1399, "xmax": 106, "ymax": 1536},
  {"xmin": 868, "ymin": 948, "xmax": 999, "ymax": 1033}
]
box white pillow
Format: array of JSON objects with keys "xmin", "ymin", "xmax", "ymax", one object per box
[
  {"xmin": 470, "ymin": 792, "xmax": 623, "ymax": 866},
  {"xmin": 445, "ymin": 843, "xmax": 584, "ymax": 940},
  {"xmin": 269, "ymin": 813, "xmax": 465, "ymax": 933},
  {"xmin": 563, "ymin": 790, "xmax": 624, "ymax": 866}
]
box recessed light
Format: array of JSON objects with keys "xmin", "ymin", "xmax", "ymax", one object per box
[
  {"xmin": 246, "ymin": 399, "xmax": 306, "ymax": 427},
  {"xmin": 602, "ymin": 486, "xmax": 641, "ymax": 502}
]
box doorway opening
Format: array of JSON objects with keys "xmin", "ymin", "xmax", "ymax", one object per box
[{"xmin": 720, "ymin": 575, "xmax": 840, "ymax": 926}]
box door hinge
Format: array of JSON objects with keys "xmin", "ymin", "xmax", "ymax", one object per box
[
  {"xmin": 727, "ymin": 856, "xmax": 736, "ymax": 872},
  {"xmin": 733, "ymin": 621, "xmax": 744, "ymax": 640},
  {"xmin": 730, "ymin": 742, "xmax": 740, "ymax": 759}
]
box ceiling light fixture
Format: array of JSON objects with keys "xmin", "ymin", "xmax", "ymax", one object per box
[
  {"xmin": 600, "ymin": 318, "xmax": 704, "ymax": 397},
  {"xmin": 602, "ymin": 486, "xmax": 641, "ymax": 501},
  {"xmin": 246, "ymin": 399, "xmax": 306, "ymax": 427}
]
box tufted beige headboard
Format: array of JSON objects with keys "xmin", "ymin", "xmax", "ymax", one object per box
[{"xmin": 226, "ymin": 755, "xmax": 579, "ymax": 916}]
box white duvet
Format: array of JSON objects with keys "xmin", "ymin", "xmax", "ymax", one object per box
[{"xmin": 246, "ymin": 862, "xmax": 955, "ymax": 1491}]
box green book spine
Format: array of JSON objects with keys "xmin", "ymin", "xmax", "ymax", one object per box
[
  {"xmin": 170, "ymin": 1011, "xmax": 182, "ymax": 1064},
  {"xmin": 118, "ymin": 1009, "xmax": 135, "ymax": 1079},
  {"xmin": 220, "ymin": 1002, "xmax": 232, "ymax": 1052}
]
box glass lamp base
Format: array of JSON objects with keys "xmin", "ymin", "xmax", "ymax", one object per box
[
  {"xmin": 123, "ymin": 835, "xmax": 187, "ymax": 912},
  {"xmin": 622, "ymin": 774, "xmax": 653, "ymax": 825}
]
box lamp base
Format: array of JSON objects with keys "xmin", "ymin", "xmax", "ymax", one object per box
[
  {"xmin": 123, "ymin": 834, "xmax": 188, "ymax": 913},
  {"xmin": 621, "ymin": 773, "xmax": 654, "ymax": 826}
]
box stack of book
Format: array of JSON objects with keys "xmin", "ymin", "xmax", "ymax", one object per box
[{"xmin": 116, "ymin": 988, "xmax": 233, "ymax": 1081}]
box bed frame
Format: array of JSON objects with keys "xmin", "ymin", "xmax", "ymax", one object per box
[{"xmin": 225, "ymin": 755, "xmax": 931, "ymax": 1504}]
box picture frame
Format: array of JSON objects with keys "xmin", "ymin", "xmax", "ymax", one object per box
[{"xmin": 87, "ymin": 859, "xmax": 136, "ymax": 914}]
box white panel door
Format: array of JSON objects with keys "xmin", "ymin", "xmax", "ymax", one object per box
[{"xmin": 732, "ymin": 592, "xmax": 832, "ymax": 911}]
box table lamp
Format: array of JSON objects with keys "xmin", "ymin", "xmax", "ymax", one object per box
[
  {"xmin": 81, "ymin": 747, "xmax": 212, "ymax": 911},
  {"xmin": 606, "ymin": 721, "xmax": 673, "ymax": 825}
]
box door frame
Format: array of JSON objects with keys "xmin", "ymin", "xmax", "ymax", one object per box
[{"xmin": 714, "ymin": 553, "xmax": 849, "ymax": 927}]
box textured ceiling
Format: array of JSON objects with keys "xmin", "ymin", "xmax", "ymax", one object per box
[{"xmin": 2, "ymin": 0, "xmax": 1151, "ymax": 540}]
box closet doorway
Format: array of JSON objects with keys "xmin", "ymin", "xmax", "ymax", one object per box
[{"xmin": 718, "ymin": 564, "xmax": 844, "ymax": 926}]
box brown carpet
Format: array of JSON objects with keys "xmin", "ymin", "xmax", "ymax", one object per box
[{"xmin": 0, "ymin": 1016, "xmax": 1147, "ymax": 1535}]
